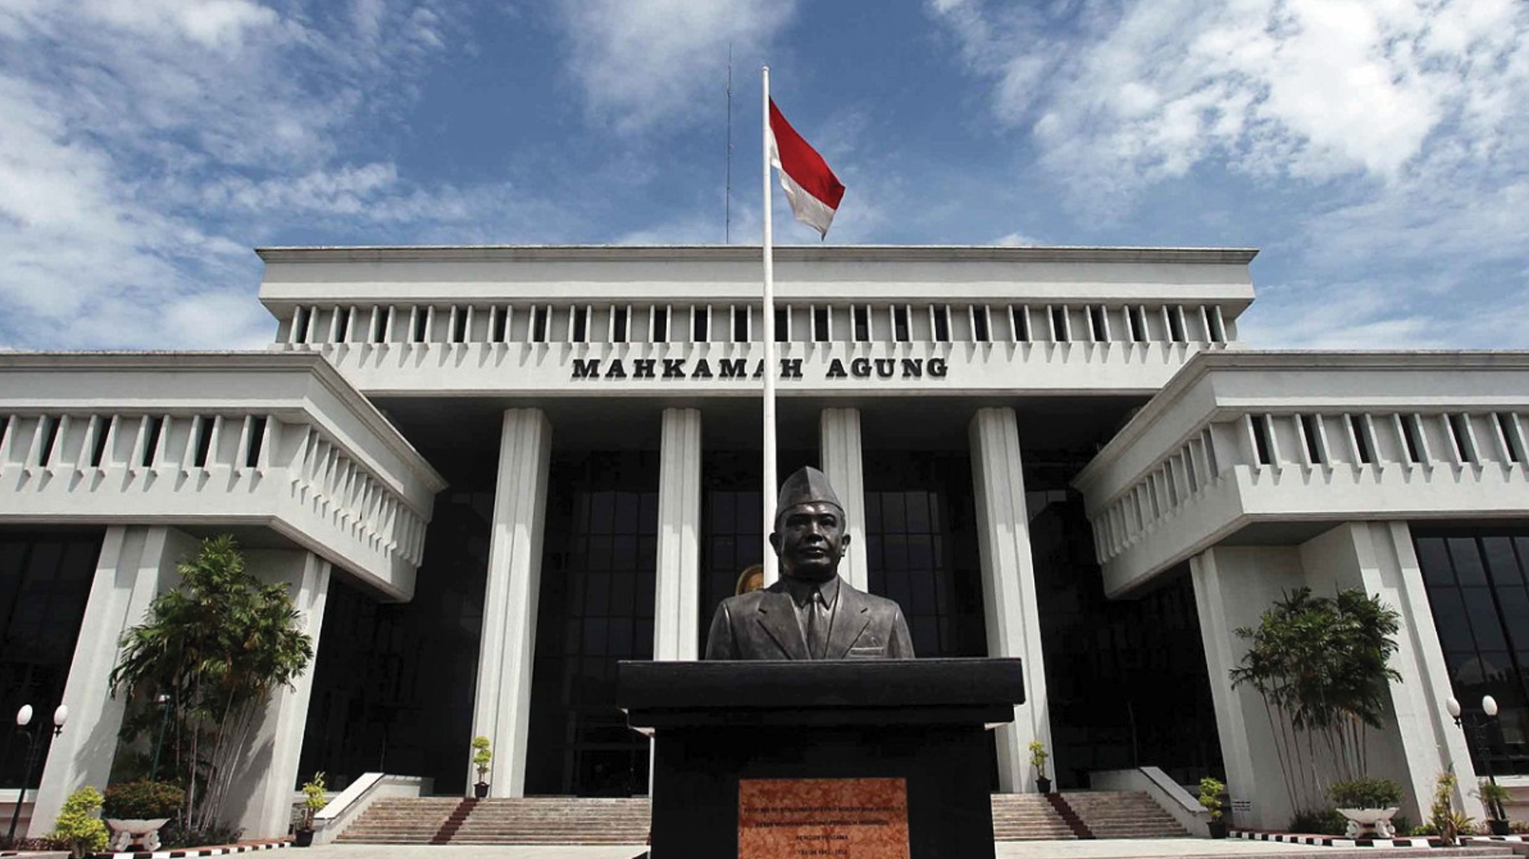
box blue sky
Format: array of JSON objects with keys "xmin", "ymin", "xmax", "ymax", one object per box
[{"xmin": 2, "ymin": 0, "xmax": 1526, "ymax": 351}]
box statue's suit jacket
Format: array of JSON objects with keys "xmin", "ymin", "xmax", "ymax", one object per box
[{"xmin": 704, "ymin": 577, "xmax": 915, "ymax": 660}]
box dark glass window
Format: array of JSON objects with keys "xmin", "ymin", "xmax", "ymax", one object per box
[
  {"xmin": 699, "ymin": 452, "xmax": 763, "ymax": 643},
  {"xmin": 0, "ymin": 528, "xmax": 102, "ymax": 787},
  {"xmin": 1351, "ymin": 416, "xmax": 1374, "ymax": 464},
  {"xmin": 1252, "ymin": 415, "xmax": 1273, "ymax": 465},
  {"xmin": 862, "ymin": 452, "xmax": 986, "ymax": 659},
  {"xmin": 1012, "ymin": 307, "xmax": 1030, "ymax": 342},
  {"xmin": 526, "ymin": 452, "xmax": 658, "ymax": 796},
  {"xmin": 971, "ymin": 308, "xmax": 989, "ymax": 343},
  {"xmin": 1050, "ymin": 307, "xmax": 1068, "ymax": 342},
  {"xmin": 450, "ymin": 309, "xmax": 466, "ymax": 344},
  {"xmin": 292, "ymin": 307, "xmax": 309, "ymax": 344},
  {"xmin": 1167, "ymin": 307, "xmax": 1186, "ymax": 342},
  {"xmin": 774, "ymin": 308, "xmax": 788, "ymax": 342},
  {"xmin": 732, "ymin": 307, "xmax": 749, "ymax": 343},
  {"xmin": 1402, "ymin": 415, "xmax": 1425, "ymax": 463},
  {"xmin": 412, "ymin": 308, "xmax": 429, "ymax": 343},
  {"xmin": 853, "ymin": 306, "xmax": 870, "ymax": 342},
  {"xmin": 300, "ymin": 472, "xmax": 493, "ymax": 794},
  {"xmin": 532, "ymin": 306, "xmax": 549, "ymax": 343},
  {"xmin": 334, "ymin": 308, "xmax": 350, "ymax": 343},
  {"xmin": 812, "ymin": 307, "xmax": 830, "ymax": 342},
  {"xmin": 1089, "ymin": 306, "xmax": 1107, "ymax": 342},
  {"xmin": 572, "ymin": 307, "xmax": 589, "ymax": 343},
  {"xmin": 651, "ymin": 307, "xmax": 668, "ymax": 343},
  {"xmin": 1130, "ymin": 306, "xmax": 1149, "ymax": 343},
  {"xmin": 892, "ymin": 307, "xmax": 910, "ymax": 343},
  {"xmin": 931, "ymin": 307, "xmax": 949, "ymax": 343},
  {"xmin": 1025, "ymin": 449, "xmax": 1222, "ymax": 790},
  {"xmin": 1415, "ymin": 529, "xmax": 1529, "ymax": 775},
  {"xmin": 1298, "ymin": 415, "xmax": 1323, "ymax": 464},
  {"xmin": 692, "ymin": 308, "xmax": 709, "ymax": 342},
  {"xmin": 612, "ymin": 307, "xmax": 628, "ymax": 343}
]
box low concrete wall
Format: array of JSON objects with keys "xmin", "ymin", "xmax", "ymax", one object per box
[{"xmin": 310, "ymin": 773, "xmax": 428, "ymax": 845}]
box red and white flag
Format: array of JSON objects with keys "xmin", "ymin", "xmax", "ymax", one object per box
[{"xmin": 768, "ymin": 99, "xmax": 846, "ymax": 239}]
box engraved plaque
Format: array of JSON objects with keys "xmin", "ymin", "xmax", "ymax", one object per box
[{"xmin": 739, "ymin": 777, "xmax": 910, "ymax": 859}]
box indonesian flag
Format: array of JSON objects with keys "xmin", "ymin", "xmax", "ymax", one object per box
[{"xmin": 768, "ymin": 99, "xmax": 846, "ymax": 239}]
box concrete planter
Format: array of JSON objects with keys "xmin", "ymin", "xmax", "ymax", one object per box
[
  {"xmin": 105, "ymin": 817, "xmax": 171, "ymax": 852},
  {"xmin": 1336, "ymin": 807, "xmax": 1400, "ymax": 839}
]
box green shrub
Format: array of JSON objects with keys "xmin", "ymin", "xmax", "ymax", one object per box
[
  {"xmin": 51, "ymin": 787, "xmax": 109, "ymax": 858},
  {"xmin": 1289, "ymin": 807, "xmax": 1348, "ymax": 835},
  {"xmin": 159, "ymin": 820, "xmax": 243, "ymax": 849},
  {"xmin": 1329, "ymin": 777, "xmax": 1403, "ymax": 808},
  {"xmin": 1198, "ymin": 778, "xmax": 1226, "ymax": 820},
  {"xmin": 103, "ymin": 780, "xmax": 185, "ymax": 819},
  {"xmin": 1428, "ymin": 772, "xmax": 1473, "ymax": 846}
]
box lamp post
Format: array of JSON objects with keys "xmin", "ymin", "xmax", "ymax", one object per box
[
  {"xmin": 149, "ymin": 693, "xmax": 172, "ymax": 781},
  {"xmin": 4, "ymin": 703, "xmax": 69, "ymax": 846},
  {"xmin": 1446, "ymin": 694, "xmax": 1502, "ymax": 818}
]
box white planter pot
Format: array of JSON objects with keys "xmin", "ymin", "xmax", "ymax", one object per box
[
  {"xmin": 105, "ymin": 817, "xmax": 171, "ymax": 852},
  {"xmin": 1336, "ymin": 807, "xmax": 1400, "ymax": 839}
]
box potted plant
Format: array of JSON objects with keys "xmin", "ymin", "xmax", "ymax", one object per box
[
  {"xmin": 294, "ymin": 772, "xmax": 327, "ymax": 847},
  {"xmin": 102, "ymin": 780, "xmax": 184, "ymax": 852},
  {"xmin": 1028, "ymin": 740, "xmax": 1051, "ymax": 794},
  {"xmin": 1479, "ymin": 780, "xmax": 1512, "ymax": 836},
  {"xmin": 472, "ymin": 735, "xmax": 493, "ymax": 799},
  {"xmin": 1199, "ymin": 777, "xmax": 1228, "ymax": 838},
  {"xmin": 1330, "ymin": 777, "xmax": 1403, "ymax": 838}
]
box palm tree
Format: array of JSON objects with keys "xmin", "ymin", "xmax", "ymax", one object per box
[
  {"xmin": 1230, "ymin": 587, "xmax": 1401, "ymax": 812},
  {"xmin": 110, "ymin": 535, "xmax": 313, "ymax": 832}
]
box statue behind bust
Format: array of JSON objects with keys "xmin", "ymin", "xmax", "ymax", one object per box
[{"xmin": 704, "ymin": 466, "xmax": 914, "ymax": 660}]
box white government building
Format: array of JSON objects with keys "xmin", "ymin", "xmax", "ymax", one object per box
[{"xmin": 2, "ymin": 245, "xmax": 1526, "ymax": 838}]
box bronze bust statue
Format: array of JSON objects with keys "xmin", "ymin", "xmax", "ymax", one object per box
[{"xmin": 704, "ymin": 466, "xmax": 915, "ymax": 660}]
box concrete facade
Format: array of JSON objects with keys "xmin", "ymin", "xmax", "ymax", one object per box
[{"xmin": 2, "ymin": 246, "xmax": 1525, "ymax": 838}]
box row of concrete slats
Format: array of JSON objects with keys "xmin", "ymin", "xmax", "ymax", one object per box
[
  {"xmin": 990, "ymin": 794, "xmax": 1077, "ymax": 840},
  {"xmin": 333, "ymin": 796, "xmax": 462, "ymax": 844},
  {"xmin": 449, "ymin": 797, "xmax": 651, "ymax": 845}
]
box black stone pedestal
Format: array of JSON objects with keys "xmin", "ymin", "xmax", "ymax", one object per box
[{"xmin": 617, "ymin": 658, "xmax": 1024, "ymax": 859}]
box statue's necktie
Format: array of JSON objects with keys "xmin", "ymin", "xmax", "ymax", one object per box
[{"xmin": 806, "ymin": 588, "xmax": 830, "ymax": 658}]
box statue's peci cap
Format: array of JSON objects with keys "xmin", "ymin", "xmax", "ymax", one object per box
[{"xmin": 775, "ymin": 466, "xmax": 844, "ymax": 516}]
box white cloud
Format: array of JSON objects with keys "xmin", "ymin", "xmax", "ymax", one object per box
[
  {"xmin": 551, "ymin": 0, "xmax": 798, "ymax": 134},
  {"xmin": 0, "ymin": 0, "xmax": 553, "ymax": 350},
  {"xmin": 930, "ymin": 0, "xmax": 1529, "ymax": 194},
  {"xmin": 929, "ymin": 0, "xmax": 1529, "ymax": 350}
]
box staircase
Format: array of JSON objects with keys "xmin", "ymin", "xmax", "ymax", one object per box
[
  {"xmin": 451, "ymin": 797, "xmax": 651, "ymax": 845},
  {"xmin": 339, "ymin": 791, "xmax": 1184, "ymax": 845},
  {"xmin": 334, "ymin": 797, "xmax": 461, "ymax": 844},
  {"xmin": 336, "ymin": 796, "xmax": 650, "ymax": 846},
  {"xmin": 1063, "ymin": 791, "xmax": 1191, "ymax": 839},
  {"xmin": 990, "ymin": 793, "xmax": 1078, "ymax": 840}
]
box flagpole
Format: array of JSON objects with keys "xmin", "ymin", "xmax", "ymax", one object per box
[{"xmin": 761, "ymin": 65, "xmax": 778, "ymax": 586}]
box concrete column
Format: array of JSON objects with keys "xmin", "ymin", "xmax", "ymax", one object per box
[
  {"xmin": 229, "ymin": 551, "xmax": 332, "ymax": 838},
  {"xmin": 819, "ymin": 408, "xmax": 868, "ymax": 592},
  {"xmin": 1190, "ymin": 544, "xmax": 1306, "ymax": 829},
  {"xmin": 653, "ymin": 408, "xmax": 702, "ymax": 661},
  {"xmin": 470, "ymin": 408, "xmax": 552, "ymax": 797},
  {"xmin": 1298, "ymin": 522, "xmax": 1482, "ymax": 822},
  {"xmin": 29, "ymin": 525, "xmax": 198, "ymax": 836},
  {"xmin": 967, "ymin": 407, "xmax": 1050, "ymax": 793}
]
